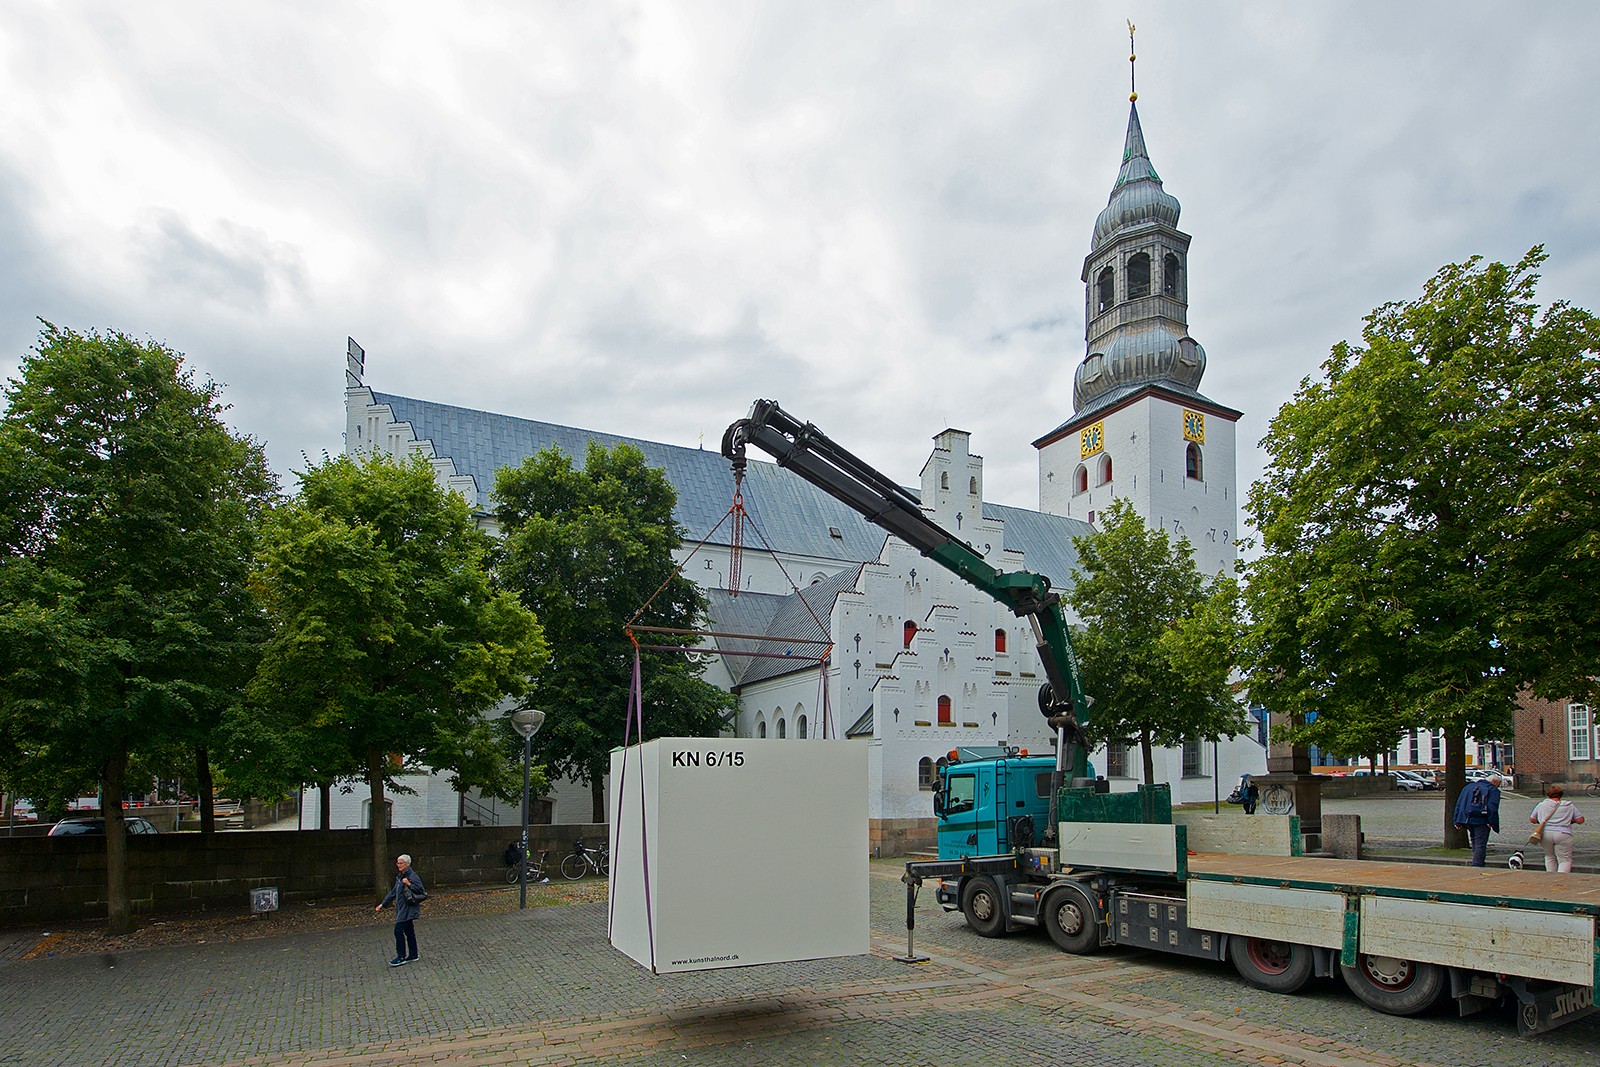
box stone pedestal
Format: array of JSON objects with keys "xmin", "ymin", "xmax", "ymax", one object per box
[{"xmin": 1259, "ymin": 709, "xmax": 1324, "ymax": 849}]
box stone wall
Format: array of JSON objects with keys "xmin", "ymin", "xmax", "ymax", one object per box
[{"xmin": 0, "ymin": 823, "xmax": 607, "ymax": 927}]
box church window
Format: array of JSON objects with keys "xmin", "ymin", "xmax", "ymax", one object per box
[
  {"xmin": 1181, "ymin": 738, "xmax": 1203, "ymax": 777},
  {"xmin": 1163, "ymin": 253, "xmax": 1180, "ymax": 296},
  {"xmin": 777, "ymin": 718, "xmax": 787, "ymax": 739},
  {"xmin": 969, "ymin": 476, "xmax": 978, "ymax": 495},
  {"xmin": 1127, "ymin": 253, "xmax": 1151, "ymax": 299},
  {"xmin": 1106, "ymin": 743, "xmax": 1129, "ymax": 778},
  {"xmin": 918, "ymin": 757, "xmax": 936, "ymax": 790},
  {"xmin": 940, "ymin": 471, "xmax": 949, "ymax": 490},
  {"xmin": 797, "ymin": 714, "xmax": 808, "ymax": 739},
  {"xmin": 994, "ymin": 629, "xmax": 1007, "ymax": 654},
  {"xmin": 903, "ymin": 620, "xmax": 918, "ymax": 648},
  {"xmin": 937, "ymin": 695, "xmax": 953, "ymax": 725},
  {"xmin": 1096, "ymin": 267, "xmax": 1115, "ymax": 314},
  {"xmin": 1073, "ymin": 464, "xmax": 1088, "ymax": 495},
  {"xmin": 1098, "ymin": 455, "xmax": 1113, "ymax": 485},
  {"xmin": 1186, "ymin": 442, "xmax": 1203, "ymax": 481},
  {"xmin": 757, "ymin": 720, "xmax": 767, "ymax": 738}
]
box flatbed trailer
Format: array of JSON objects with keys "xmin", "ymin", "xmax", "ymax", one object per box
[{"xmin": 907, "ymin": 824, "xmax": 1600, "ymax": 1036}]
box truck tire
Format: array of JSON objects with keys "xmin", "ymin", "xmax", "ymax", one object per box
[
  {"xmin": 1340, "ymin": 954, "xmax": 1446, "ymax": 1016},
  {"xmin": 1228, "ymin": 936, "xmax": 1313, "ymax": 993},
  {"xmin": 961, "ymin": 876, "xmax": 1006, "ymax": 938},
  {"xmin": 1043, "ymin": 885, "xmax": 1100, "ymax": 954}
]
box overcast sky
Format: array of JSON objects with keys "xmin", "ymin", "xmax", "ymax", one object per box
[{"xmin": 3, "ymin": 2, "xmax": 1597, "ymax": 543}]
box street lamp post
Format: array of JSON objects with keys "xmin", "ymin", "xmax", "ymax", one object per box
[{"xmin": 510, "ymin": 709, "xmax": 546, "ymax": 909}]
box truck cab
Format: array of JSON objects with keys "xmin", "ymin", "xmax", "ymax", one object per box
[{"xmin": 933, "ymin": 747, "xmax": 1059, "ymax": 859}]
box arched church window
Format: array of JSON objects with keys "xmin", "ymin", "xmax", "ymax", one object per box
[
  {"xmin": 1127, "ymin": 252, "xmax": 1151, "ymax": 299},
  {"xmin": 994, "ymin": 629, "xmax": 1007, "ymax": 654},
  {"xmin": 969, "ymin": 476, "xmax": 978, "ymax": 495},
  {"xmin": 1186, "ymin": 442, "xmax": 1203, "ymax": 481},
  {"xmin": 1096, "ymin": 267, "xmax": 1115, "ymax": 314},
  {"xmin": 1163, "ymin": 253, "xmax": 1180, "ymax": 297},
  {"xmin": 1099, "ymin": 455, "xmax": 1113, "ymax": 485},
  {"xmin": 1073, "ymin": 465, "xmax": 1088, "ymax": 495},
  {"xmin": 757, "ymin": 720, "xmax": 767, "ymax": 738},
  {"xmin": 918, "ymin": 757, "xmax": 935, "ymax": 790},
  {"xmin": 797, "ymin": 714, "xmax": 808, "ymax": 739},
  {"xmin": 940, "ymin": 471, "xmax": 949, "ymax": 490},
  {"xmin": 937, "ymin": 695, "xmax": 953, "ymax": 725},
  {"xmin": 904, "ymin": 620, "xmax": 918, "ymax": 648},
  {"xmin": 777, "ymin": 718, "xmax": 787, "ymax": 739}
]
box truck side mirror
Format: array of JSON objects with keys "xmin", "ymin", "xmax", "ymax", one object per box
[{"xmin": 932, "ymin": 789, "xmax": 946, "ymax": 817}]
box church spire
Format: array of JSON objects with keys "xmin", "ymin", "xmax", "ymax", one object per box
[{"xmin": 1072, "ymin": 37, "xmax": 1206, "ymax": 416}]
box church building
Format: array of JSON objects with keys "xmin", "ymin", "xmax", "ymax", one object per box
[{"xmin": 326, "ymin": 89, "xmax": 1265, "ymax": 849}]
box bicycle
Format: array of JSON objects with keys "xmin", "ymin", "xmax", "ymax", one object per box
[
  {"xmin": 561, "ymin": 837, "xmax": 610, "ymax": 880},
  {"xmin": 1586, "ymin": 781, "xmax": 1600, "ymax": 798},
  {"xmin": 506, "ymin": 847, "xmax": 551, "ymax": 885}
]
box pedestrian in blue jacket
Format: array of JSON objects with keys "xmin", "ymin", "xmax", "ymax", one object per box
[
  {"xmin": 375, "ymin": 854, "xmax": 425, "ymax": 966},
  {"xmin": 1452, "ymin": 775, "xmax": 1502, "ymax": 867}
]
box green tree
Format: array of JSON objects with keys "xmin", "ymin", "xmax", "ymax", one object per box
[
  {"xmin": 1242, "ymin": 248, "xmax": 1600, "ymax": 844},
  {"xmin": 1068, "ymin": 499, "xmax": 1245, "ymax": 784},
  {"xmin": 0, "ymin": 324, "xmax": 275, "ymax": 933},
  {"xmin": 494, "ymin": 442, "xmax": 736, "ymax": 820},
  {"xmin": 243, "ymin": 452, "xmax": 547, "ymax": 893}
]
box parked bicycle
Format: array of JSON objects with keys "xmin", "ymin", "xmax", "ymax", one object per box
[
  {"xmin": 561, "ymin": 837, "xmax": 610, "ymax": 880},
  {"xmin": 1587, "ymin": 781, "xmax": 1600, "ymax": 799},
  {"xmin": 503, "ymin": 838, "xmax": 551, "ymax": 885}
]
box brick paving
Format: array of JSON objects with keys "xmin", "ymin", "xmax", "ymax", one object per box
[{"xmin": 2, "ymin": 851, "xmax": 1596, "ymax": 1066}]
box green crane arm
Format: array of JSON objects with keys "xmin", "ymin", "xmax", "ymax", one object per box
[{"xmin": 721, "ymin": 399, "xmax": 1089, "ymax": 783}]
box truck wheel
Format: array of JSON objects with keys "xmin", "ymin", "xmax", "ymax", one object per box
[
  {"xmin": 1228, "ymin": 936, "xmax": 1312, "ymax": 993},
  {"xmin": 961, "ymin": 876, "xmax": 1006, "ymax": 938},
  {"xmin": 1043, "ymin": 885, "xmax": 1100, "ymax": 954},
  {"xmin": 1340, "ymin": 954, "xmax": 1445, "ymax": 1015}
]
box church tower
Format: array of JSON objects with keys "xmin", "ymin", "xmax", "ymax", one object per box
[{"xmin": 1034, "ymin": 48, "xmax": 1240, "ymax": 580}]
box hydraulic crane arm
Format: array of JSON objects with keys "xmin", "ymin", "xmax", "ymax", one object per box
[{"xmin": 721, "ymin": 399, "xmax": 1090, "ymax": 783}]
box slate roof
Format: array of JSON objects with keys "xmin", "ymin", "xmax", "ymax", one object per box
[
  {"xmin": 704, "ymin": 566, "xmax": 865, "ymax": 686},
  {"xmin": 369, "ymin": 388, "xmax": 1099, "ymax": 616}
]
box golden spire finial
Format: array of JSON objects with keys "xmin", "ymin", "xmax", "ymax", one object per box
[{"xmin": 1127, "ymin": 20, "xmax": 1137, "ymax": 102}]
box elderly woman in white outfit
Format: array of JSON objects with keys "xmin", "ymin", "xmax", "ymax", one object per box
[{"xmin": 1528, "ymin": 786, "xmax": 1585, "ymax": 873}]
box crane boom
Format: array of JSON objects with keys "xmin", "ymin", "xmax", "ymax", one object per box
[{"xmin": 721, "ymin": 399, "xmax": 1090, "ymax": 791}]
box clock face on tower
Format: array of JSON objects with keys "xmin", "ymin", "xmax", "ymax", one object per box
[
  {"xmin": 1080, "ymin": 422, "xmax": 1104, "ymax": 458},
  {"xmin": 1182, "ymin": 409, "xmax": 1205, "ymax": 443}
]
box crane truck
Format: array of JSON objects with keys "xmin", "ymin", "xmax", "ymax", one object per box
[{"xmin": 722, "ymin": 399, "xmax": 1600, "ymax": 1037}]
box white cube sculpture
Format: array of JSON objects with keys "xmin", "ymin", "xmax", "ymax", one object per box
[{"xmin": 607, "ymin": 737, "xmax": 868, "ymax": 973}]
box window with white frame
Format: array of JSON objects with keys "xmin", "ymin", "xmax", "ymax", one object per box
[{"xmin": 1569, "ymin": 704, "xmax": 1592, "ymax": 761}]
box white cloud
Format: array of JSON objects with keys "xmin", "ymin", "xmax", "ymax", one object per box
[{"xmin": 2, "ymin": 0, "xmax": 1597, "ymax": 548}]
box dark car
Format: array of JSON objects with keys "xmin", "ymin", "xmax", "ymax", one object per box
[{"xmin": 47, "ymin": 816, "xmax": 159, "ymax": 836}]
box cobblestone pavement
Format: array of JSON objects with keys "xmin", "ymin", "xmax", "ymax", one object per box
[{"xmin": 3, "ymin": 855, "xmax": 1596, "ymax": 1066}]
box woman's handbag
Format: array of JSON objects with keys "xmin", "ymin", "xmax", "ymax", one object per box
[
  {"xmin": 1529, "ymin": 802, "xmax": 1560, "ymax": 844},
  {"xmin": 401, "ymin": 881, "xmax": 429, "ymax": 904}
]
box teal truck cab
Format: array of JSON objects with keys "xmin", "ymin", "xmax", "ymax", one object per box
[{"xmin": 935, "ymin": 746, "xmax": 1072, "ymax": 858}]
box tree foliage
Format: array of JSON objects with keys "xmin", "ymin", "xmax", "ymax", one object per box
[
  {"xmin": 240, "ymin": 451, "xmax": 547, "ymax": 892},
  {"xmin": 1241, "ymin": 248, "xmax": 1600, "ymax": 839},
  {"xmin": 494, "ymin": 443, "xmax": 736, "ymax": 820},
  {"xmin": 1068, "ymin": 499, "xmax": 1245, "ymax": 784},
  {"xmin": 0, "ymin": 324, "xmax": 275, "ymax": 932}
]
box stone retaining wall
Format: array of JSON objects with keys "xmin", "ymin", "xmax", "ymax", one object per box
[{"xmin": 0, "ymin": 823, "xmax": 607, "ymax": 927}]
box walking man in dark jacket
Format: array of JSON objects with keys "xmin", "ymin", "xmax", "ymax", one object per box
[
  {"xmin": 1452, "ymin": 774, "xmax": 1503, "ymax": 867},
  {"xmin": 375, "ymin": 854, "xmax": 425, "ymax": 966}
]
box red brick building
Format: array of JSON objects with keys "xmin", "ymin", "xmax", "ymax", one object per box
[{"xmin": 1512, "ymin": 693, "xmax": 1599, "ymax": 791}]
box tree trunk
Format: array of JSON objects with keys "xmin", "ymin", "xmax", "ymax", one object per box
[
  {"xmin": 591, "ymin": 775, "xmax": 605, "ymax": 823},
  {"xmin": 103, "ymin": 743, "xmax": 134, "ymax": 935},
  {"xmin": 368, "ymin": 746, "xmax": 389, "ymax": 897},
  {"xmin": 1443, "ymin": 729, "xmax": 1467, "ymax": 849},
  {"xmin": 196, "ymin": 746, "xmax": 215, "ymax": 838},
  {"xmin": 319, "ymin": 782, "xmax": 332, "ymax": 831},
  {"xmin": 1140, "ymin": 727, "xmax": 1156, "ymax": 786}
]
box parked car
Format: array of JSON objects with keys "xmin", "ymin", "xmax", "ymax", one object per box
[
  {"xmin": 47, "ymin": 816, "xmax": 159, "ymax": 836},
  {"xmin": 1391, "ymin": 770, "xmax": 1429, "ymax": 791},
  {"xmin": 10, "ymin": 799, "xmax": 38, "ymax": 822}
]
